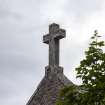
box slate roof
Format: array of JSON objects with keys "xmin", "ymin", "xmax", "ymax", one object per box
[{"xmin": 26, "ymin": 71, "xmax": 74, "ymax": 105}]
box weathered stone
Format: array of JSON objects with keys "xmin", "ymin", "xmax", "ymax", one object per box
[
  {"xmin": 43, "ymin": 23, "xmax": 66, "ymax": 67},
  {"xmin": 26, "ymin": 23, "xmax": 73, "ymax": 105}
]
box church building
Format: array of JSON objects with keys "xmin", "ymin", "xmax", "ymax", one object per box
[{"xmin": 26, "ymin": 23, "xmax": 74, "ymax": 105}]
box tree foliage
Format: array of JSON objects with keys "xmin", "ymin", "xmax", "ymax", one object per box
[
  {"xmin": 56, "ymin": 85, "xmax": 81, "ymax": 105},
  {"xmin": 56, "ymin": 30, "xmax": 105, "ymax": 105}
]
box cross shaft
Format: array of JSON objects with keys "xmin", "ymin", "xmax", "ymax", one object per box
[{"xmin": 43, "ymin": 23, "xmax": 66, "ymax": 67}]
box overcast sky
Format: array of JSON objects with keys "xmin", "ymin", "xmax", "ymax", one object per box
[{"xmin": 1, "ymin": 0, "xmax": 105, "ymax": 105}]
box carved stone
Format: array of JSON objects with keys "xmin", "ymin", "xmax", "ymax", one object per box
[{"xmin": 26, "ymin": 23, "xmax": 73, "ymax": 105}]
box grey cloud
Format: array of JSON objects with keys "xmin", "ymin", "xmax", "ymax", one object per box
[
  {"xmin": 0, "ymin": 9, "xmax": 22, "ymax": 20},
  {"xmin": 0, "ymin": 0, "xmax": 105, "ymax": 105},
  {"xmin": 0, "ymin": 1, "xmax": 23, "ymax": 20},
  {"xmin": 0, "ymin": 0, "xmax": 44, "ymax": 104},
  {"xmin": 67, "ymin": 0, "xmax": 103, "ymax": 13},
  {"xmin": 67, "ymin": 0, "xmax": 104, "ymax": 25}
]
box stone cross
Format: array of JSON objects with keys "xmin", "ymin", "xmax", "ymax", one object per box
[{"xmin": 43, "ymin": 23, "xmax": 66, "ymax": 68}]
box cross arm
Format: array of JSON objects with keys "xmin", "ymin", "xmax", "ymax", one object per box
[
  {"xmin": 43, "ymin": 34, "xmax": 49, "ymax": 44},
  {"xmin": 54, "ymin": 29, "xmax": 66, "ymax": 39}
]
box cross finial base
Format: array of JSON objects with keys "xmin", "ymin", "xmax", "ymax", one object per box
[{"xmin": 45, "ymin": 66, "xmax": 63, "ymax": 79}]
